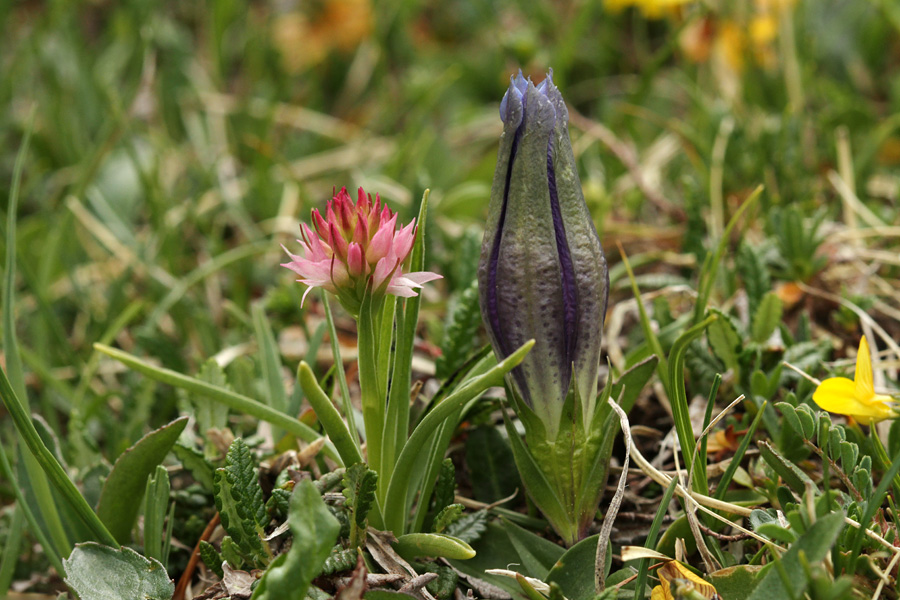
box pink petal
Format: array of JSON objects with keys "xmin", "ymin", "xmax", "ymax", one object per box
[
  {"xmin": 329, "ymin": 222, "xmax": 348, "ymax": 261},
  {"xmin": 392, "ymin": 221, "xmax": 416, "ymax": 263},
  {"xmin": 347, "ymin": 243, "xmax": 366, "ymax": 277},
  {"xmin": 373, "ymin": 256, "xmax": 400, "ymax": 290},
  {"xmin": 312, "ymin": 209, "xmax": 329, "ymax": 240},
  {"xmin": 402, "ymin": 270, "xmax": 443, "ymax": 285}
]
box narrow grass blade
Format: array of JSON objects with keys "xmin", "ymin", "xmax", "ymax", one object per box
[
  {"xmin": 252, "ymin": 302, "xmax": 288, "ymax": 414},
  {"xmin": 632, "ymin": 477, "xmax": 679, "ymax": 600},
  {"xmin": 618, "ymin": 243, "xmax": 669, "ymax": 399},
  {"xmin": 322, "ymin": 292, "xmax": 358, "ymax": 446},
  {"xmin": 382, "ymin": 190, "xmax": 431, "ymax": 500},
  {"xmin": 692, "ymin": 185, "xmax": 763, "ymax": 325},
  {"xmin": 668, "ymin": 315, "xmax": 717, "ymax": 495},
  {"xmin": 93, "ymin": 343, "xmax": 340, "ymax": 463},
  {"xmin": 3, "ymin": 110, "xmax": 72, "ymax": 559},
  {"xmin": 0, "ymin": 364, "xmax": 118, "ymax": 548}
]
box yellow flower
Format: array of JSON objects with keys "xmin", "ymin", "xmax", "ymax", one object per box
[
  {"xmin": 603, "ymin": 0, "xmax": 694, "ymax": 19},
  {"xmin": 813, "ymin": 336, "xmax": 895, "ymax": 425},
  {"xmin": 651, "ymin": 561, "xmax": 719, "ymax": 600}
]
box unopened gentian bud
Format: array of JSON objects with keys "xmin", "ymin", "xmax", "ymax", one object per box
[{"xmin": 478, "ymin": 70, "xmax": 609, "ymax": 439}]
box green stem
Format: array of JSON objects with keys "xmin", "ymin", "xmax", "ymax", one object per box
[
  {"xmin": 322, "ymin": 292, "xmax": 359, "ymax": 449},
  {"xmin": 357, "ymin": 292, "xmax": 388, "ymax": 501}
]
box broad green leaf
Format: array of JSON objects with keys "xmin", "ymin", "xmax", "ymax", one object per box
[
  {"xmin": 751, "ymin": 292, "xmax": 783, "ymax": 344},
  {"xmin": 746, "ymin": 511, "xmax": 844, "ymax": 600},
  {"xmin": 251, "ymin": 480, "xmax": 341, "ymax": 599},
  {"xmin": 500, "ymin": 517, "xmax": 565, "ymax": 580},
  {"xmin": 708, "ymin": 565, "xmax": 763, "ymax": 600},
  {"xmin": 96, "ymin": 417, "xmax": 188, "ymax": 544},
  {"xmin": 546, "ymin": 534, "xmax": 603, "ymax": 600},
  {"xmin": 63, "ymin": 543, "xmax": 173, "ymax": 600}
]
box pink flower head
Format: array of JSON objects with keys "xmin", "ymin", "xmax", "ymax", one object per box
[{"xmin": 282, "ymin": 187, "xmax": 441, "ymax": 314}]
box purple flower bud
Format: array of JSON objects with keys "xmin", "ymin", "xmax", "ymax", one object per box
[{"xmin": 479, "ymin": 71, "xmax": 609, "ymax": 437}]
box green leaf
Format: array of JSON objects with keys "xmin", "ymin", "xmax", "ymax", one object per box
[
  {"xmin": 142, "ymin": 465, "xmax": 171, "ymax": 563},
  {"xmin": 251, "ymin": 480, "xmax": 341, "ymax": 600},
  {"xmin": 757, "ymin": 440, "xmax": 814, "ymax": 494},
  {"xmin": 708, "ymin": 565, "xmax": 764, "ymax": 600},
  {"xmin": 382, "ymin": 339, "xmax": 534, "ymax": 535},
  {"xmin": 172, "ymin": 443, "xmax": 215, "ymax": 491},
  {"xmin": 751, "ymin": 292, "xmax": 783, "ymax": 344},
  {"xmin": 95, "ymin": 416, "xmax": 188, "ymax": 544},
  {"xmin": 500, "ymin": 517, "xmax": 565, "ymax": 580},
  {"xmin": 502, "ymin": 411, "xmax": 572, "ymax": 545},
  {"xmin": 446, "ymin": 510, "xmax": 488, "ymax": 543},
  {"xmin": 746, "ymin": 512, "xmax": 844, "ymax": 600},
  {"xmin": 299, "ymin": 362, "xmax": 365, "ymax": 469},
  {"xmin": 188, "ymin": 360, "xmax": 231, "ymax": 445},
  {"xmin": 546, "ymin": 534, "xmax": 602, "ymax": 600},
  {"xmin": 343, "ymin": 463, "xmax": 378, "ymax": 547},
  {"xmin": 199, "ymin": 540, "xmax": 224, "ymax": 578},
  {"xmin": 213, "ymin": 439, "xmax": 270, "ymax": 567},
  {"xmin": 433, "ymin": 458, "xmax": 457, "ymax": 516},
  {"xmin": 252, "ymin": 302, "xmax": 288, "ymax": 414},
  {"xmin": 433, "ymin": 504, "xmax": 464, "ymax": 533},
  {"xmin": 63, "ymin": 543, "xmax": 174, "ymax": 600},
  {"xmin": 707, "ymin": 308, "xmax": 741, "ymax": 374},
  {"xmin": 393, "ymin": 533, "xmax": 476, "ymax": 560},
  {"xmin": 465, "ymin": 426, "xmax": 518, "ymax": 503}
]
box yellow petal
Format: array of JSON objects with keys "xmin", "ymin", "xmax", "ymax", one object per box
[
  {"xmin": 656, "ymin": 562, "xmax": 719, "ymax": 599},
  {"xmin": 814, "ymin": 377, "xmax": 893, "ymax": 424},
  {"xmin": 855, "ymin": 336, "xmax": 876, "ymax": 401},
  {"xmin": 813, "ymin": 377, "xmax": 857, "ymax": 412},
  {"xmin": 650, "ymin": 583, "xmax": 668, "ymax": 600}
]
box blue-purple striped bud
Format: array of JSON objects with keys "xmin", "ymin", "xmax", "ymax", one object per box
[{"xmin": 478, "ymin": 70, "xmax": 609, "ymax": 438}]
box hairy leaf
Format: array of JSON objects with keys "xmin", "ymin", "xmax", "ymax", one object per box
[
  {"xmin": 342, "ymin": 463, "xmax": 378, "ymax": 529},
  {"xmin": 64, "ymin": 543, "xmax": 173, "ymax": 600},
  {"xmin": 213, "ymin": 439, "xmax": 269, "ymax": 567},
  {"xmin": 199, "ymin": 540, "xmax": 225, "ymax": 578}
]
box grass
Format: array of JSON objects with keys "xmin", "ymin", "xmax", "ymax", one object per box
[{"xmin": 2, "ymin": 0, "xmax": 900, "ymax": 598}]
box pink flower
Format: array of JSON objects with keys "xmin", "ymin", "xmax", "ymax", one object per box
[{"xmin": 282, "ymin": 187, "xmax": 441, "ymax": 314}]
